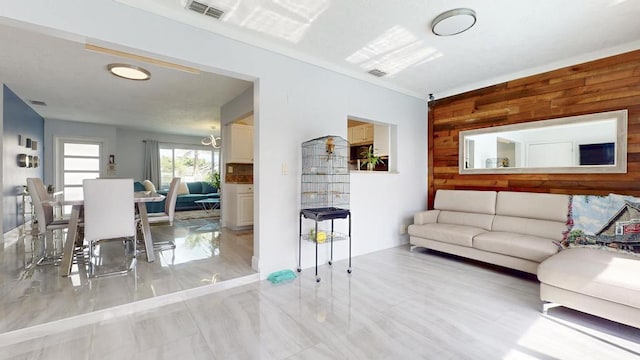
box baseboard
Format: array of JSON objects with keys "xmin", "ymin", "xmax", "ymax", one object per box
[
  {"xmin": 2, "ymin": 221, "xmax": 33, "ymax": 248},
  {"xmin": 251, "ymin": 255, "xmax": 259, "ymax": 272},
  {"xmin": 226, "ymin": 224, "xmax": 254, "ymax": 231}
]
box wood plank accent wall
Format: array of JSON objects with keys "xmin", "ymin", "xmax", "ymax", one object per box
[{"xmin": 428, "ymin": 50, "xmax": 640, "ymax": 209}]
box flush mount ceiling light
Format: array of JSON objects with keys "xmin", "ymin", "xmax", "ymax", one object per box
[
  {"xmin": 107, "ymin": 63, "xmax": 151, "ymax": 81},
  {"xmin": 432, "ymin": 8, "xmax": 477, "ymax": 36}
]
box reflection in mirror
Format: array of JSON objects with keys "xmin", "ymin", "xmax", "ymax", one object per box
[{"xmin": 459, "ymin": 110, "xmax": 627, "ymax": 174}]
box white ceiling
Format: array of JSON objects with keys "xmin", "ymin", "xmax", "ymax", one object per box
[
  {"xmin": 1, "ymin": 1, "xmax": 639, "ymax": 136},
  {"xmin": 116, "ymin": 0, "xmax": 640, "ymax": 99},
  {"xmin": 0, "ymin": 23, "xmax": 252, "ymax": 137}
]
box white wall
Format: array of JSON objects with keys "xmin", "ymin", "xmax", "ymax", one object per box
[
  {"xmin": 2, "ymin": 1, "xmax": 428, "ymax": 278},
  {"xmin": 221, "ymin": 86, "xmax": 253, "ymax": 125}
]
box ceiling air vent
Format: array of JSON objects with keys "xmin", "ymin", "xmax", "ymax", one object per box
[
  {"xmin": 368, "ymin": 69, "xmax": 387, "ymax": 77},
  {"xmin": 186, "ymin": 0, "xmax": 224, "ymax": 19},
  {"xmin": 28, "ymin": 100, "xmax": 47, "ymax": 106}
]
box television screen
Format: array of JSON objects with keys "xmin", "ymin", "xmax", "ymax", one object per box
[{"xmin": 579, "ymin": 142, "xmax": 615, "ymax": 165}]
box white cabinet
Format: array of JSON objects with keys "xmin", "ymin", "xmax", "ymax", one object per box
[
  {"xmin": 348, "ymin": 124, "xmax": 374, "ymax": 145},
  {"xmin": 238, "ymin": 193, "xmax": 254, "ymax": 226},
  {"xmin": 228, "ymin": 123, "xmax": 253, "ymax": 163},
  {"xmin": 226, "ymin": 184, "xmax": 253, "ymax": 229}
]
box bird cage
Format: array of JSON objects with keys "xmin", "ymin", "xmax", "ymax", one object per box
[{"xmin": 301, "ymin": 135, "xmax": 350, "ymax": 211}]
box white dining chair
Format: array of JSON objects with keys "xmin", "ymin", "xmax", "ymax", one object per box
[
  {"xmin": 147, "ymin": 177, "xmax": 180, "ymax": 226},
  {"xmin": 26, "ymin": 177, "xmax": 73, "ymax": 265},
  {"xmin": 83, "ymin": 178, "xmax": 136, "ymax": 278},
  {"xmin": 138, "ymin": 177, "xmax": 180, "ymax": 253}
]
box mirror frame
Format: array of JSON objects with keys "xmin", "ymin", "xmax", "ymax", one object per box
[{"xmin": 458, "ymin": 109, "xmax": 628, "ymax": 174}]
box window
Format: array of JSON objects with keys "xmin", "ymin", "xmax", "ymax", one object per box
[
  {"xmin": 57, "ymin": 140, "xmax": 102, "ymax": 213},
  {"xmin": 347, "ymin": 117, "xmax": 395, "ymax": 172},
  {"xmin": 160, "ymin": 145, "xmax": 219, "ymax": 189}
]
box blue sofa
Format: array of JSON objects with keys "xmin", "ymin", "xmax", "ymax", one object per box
[{"xmin": 134, "ymin": 181, "xmax": 219, "ymax": 213}]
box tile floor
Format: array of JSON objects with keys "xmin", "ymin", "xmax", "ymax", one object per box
[
  {"xmin": 0, "ymin": 216, "xmax": 256, "ymax": 333},
  {"xmin": 2, "ymin": 247, "xmax": 640, "ymax": 359}
]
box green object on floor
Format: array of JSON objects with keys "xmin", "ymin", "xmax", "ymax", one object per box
[{"xmin": 267, "ymin": 269, "xmax": 297, "ymax": 284}]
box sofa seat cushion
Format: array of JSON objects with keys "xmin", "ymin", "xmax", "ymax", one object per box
[
  {"xmin": 145, "ymin": 200, "xmax": 165, "ymax": 213},
  {"xmin": 176, "ymin": 194, "xmax": 211, "ymax": 204},
  {"xmin": 473, "ymin": 231, "xmax": 559, "ymax": 263},
  {"xmin": 492, "ymin": 215, "xmax": 566, "ymax": 241},
  {"xmin": 538, "ymin": 248, "xmax": 640, "ymax": 309},
  {"xmin": 408, "ymin": 223, "xmax": 487, "ymax": 247}
]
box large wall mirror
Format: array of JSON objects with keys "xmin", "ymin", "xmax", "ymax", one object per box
[{"xmin": 459, "ymin": 109, "xmax": 628, "ymax": 174}]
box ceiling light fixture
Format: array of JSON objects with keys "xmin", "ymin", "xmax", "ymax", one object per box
[
  {"xmin": 87, "ymin": 44, "xmax": 200, "ymax": 74},
  {"xmin": 432, "ymin": 8, "xmax": 477, "ymax": 36},
  {"xmin": 107, "ymin": 63, "xmax": 151, "ymax": 81},
  {"xmin": 202, "ymin": 134, "xmax": 221, "ymax": 148}
]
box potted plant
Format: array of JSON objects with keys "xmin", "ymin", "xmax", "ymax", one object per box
[
  {"xmin": 360, "ymin": 145, "xmax": 384, "ymax": 171},
  {"xmin": 206, "ymin": 171, "xmax": 221, "ymax": 191}
]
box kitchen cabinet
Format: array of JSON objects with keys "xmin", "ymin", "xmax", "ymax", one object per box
[
  {"xmin": 348, "ymin": 124, "xmax": 373, "ymax": 145},
  {"xmin": 228, "ymin": 123, "xmax": 253, "ymax": 163},
  {"xmin": 226, "ymin": 184, "xmax": 253, "ymax": 229}
]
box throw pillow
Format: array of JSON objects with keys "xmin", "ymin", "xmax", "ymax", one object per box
[
  {"xmin": 142, "ymin": 180, "xmax": 156, "ymax": 193},
  {"xmin": 177, "ymin": 181, "xmax": 190, "ymax": 195}
]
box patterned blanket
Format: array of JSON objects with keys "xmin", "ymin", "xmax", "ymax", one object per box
[{"xmin": 565, "ymin": 194, "xmax": 640, "ymax": 253}]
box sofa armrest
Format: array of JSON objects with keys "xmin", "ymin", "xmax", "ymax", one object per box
[{"xmin": 414, "ymin": 210, "xmax": 440, "ymax": 225}]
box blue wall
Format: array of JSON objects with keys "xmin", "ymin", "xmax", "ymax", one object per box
[{"xmin": 3, "ymin": 85, "xmax": 44, "ymax": 231}]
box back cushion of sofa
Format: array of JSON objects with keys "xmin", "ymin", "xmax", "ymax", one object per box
[
  {"xmin": 434, "ymin": 190, "xmax": 497, "ymax": 215},
  {"xmin": 187, "ymin": 182, "xmax": 203, "ymax": 194},
  {"xmin": 201, "ymin": 182, "xmax": 217, "ymax": 194},
  {"xmin": 496, "ymin": 191, "xmax": 569, "ymax": 222},
  {"xmin": 492, "ymin": 215, "xmax": 566, "ymax": 241},
  {"xmin": 438, "ymin": 211, "xmax": 495, "ymax": 231}
]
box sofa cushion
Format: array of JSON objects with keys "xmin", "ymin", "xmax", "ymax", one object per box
[
  {"xmin": 134, "ymin": 182, "xmax": 146, "ymax": 192},
  {"xmin": 434, "ymin": 189, "xmax": 497, "ymax": 215},
  {"xmin": 177, "ymin": 182, "xmax": 190, "ymax": 195},
  {"xmin": 201, "ymin": 182, "xmax": 217, "ymax": 194},
  {"xmin": 408, "ymin": 223, "xmax": 487, "ymax": 247},
  {"xmin": 142, "ymin": 179, "xmax": 156, "ymax": 193},
  {"xmin": 492, "ymin": 215, "xmax": 567, "ymax": 241},
  {"xmin": 187, "ymin": 182, "xmax": 202, "ymax": 194},
  {"xmin": 176, "ymin": 194, "xmax": 210, "ymax": 204},
  {"xmin": 496, "ymin": 191, "xmax": 569, "ymax": 222},
  {"xmin": 145, "ymin": 200, "xmax": 165, "ymax": 213},
  {"xmin": 538, "ymin": 247, "xmax": 640, "ymax": 309},
  {"xmin": 438, "ymin": 210, "xmax": 495, "ymax": 231},
  {"xmin": 414, "ymin": 210, "xmax": 440, "ymax": 225},
  {"xmin": 473, "ymin": 231, "xmax": 559, "ymax": 262}
]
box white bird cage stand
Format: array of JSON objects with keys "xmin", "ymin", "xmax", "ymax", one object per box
[{"xmin": 297, "ymin": 135, "xmax": 351, "ymax": 282}]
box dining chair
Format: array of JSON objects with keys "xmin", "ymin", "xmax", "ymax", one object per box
[
  {"xmin": 147, "ymin": 177, "xmax": 180, "ymax": 226},
  {"xmin": 26, "ymin": 177, "xmax": 73, "ymax": 265},
  {"xmin": 139, "ymin": 177, "xmax": 180, "ymax": 253},
  {"xmin": 83, "ymin": 178, "xmax": 136, "ymax": 278}
]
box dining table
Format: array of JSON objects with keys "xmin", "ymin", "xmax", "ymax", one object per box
[{"xmin": 45, "ymin": 191, "xmax": 165, "ymax": 277}]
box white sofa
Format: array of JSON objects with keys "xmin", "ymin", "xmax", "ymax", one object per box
[
  {"xmin": 538, "ymin": 247, "xmax": 640, "ymax": 328},
  {"xmin": 409, "ymin": 189, "xmax": 640, "ymax": 329},
  {"xmin": 408, "ymin": 189, "xmax": 569, "ymax": 274}
]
